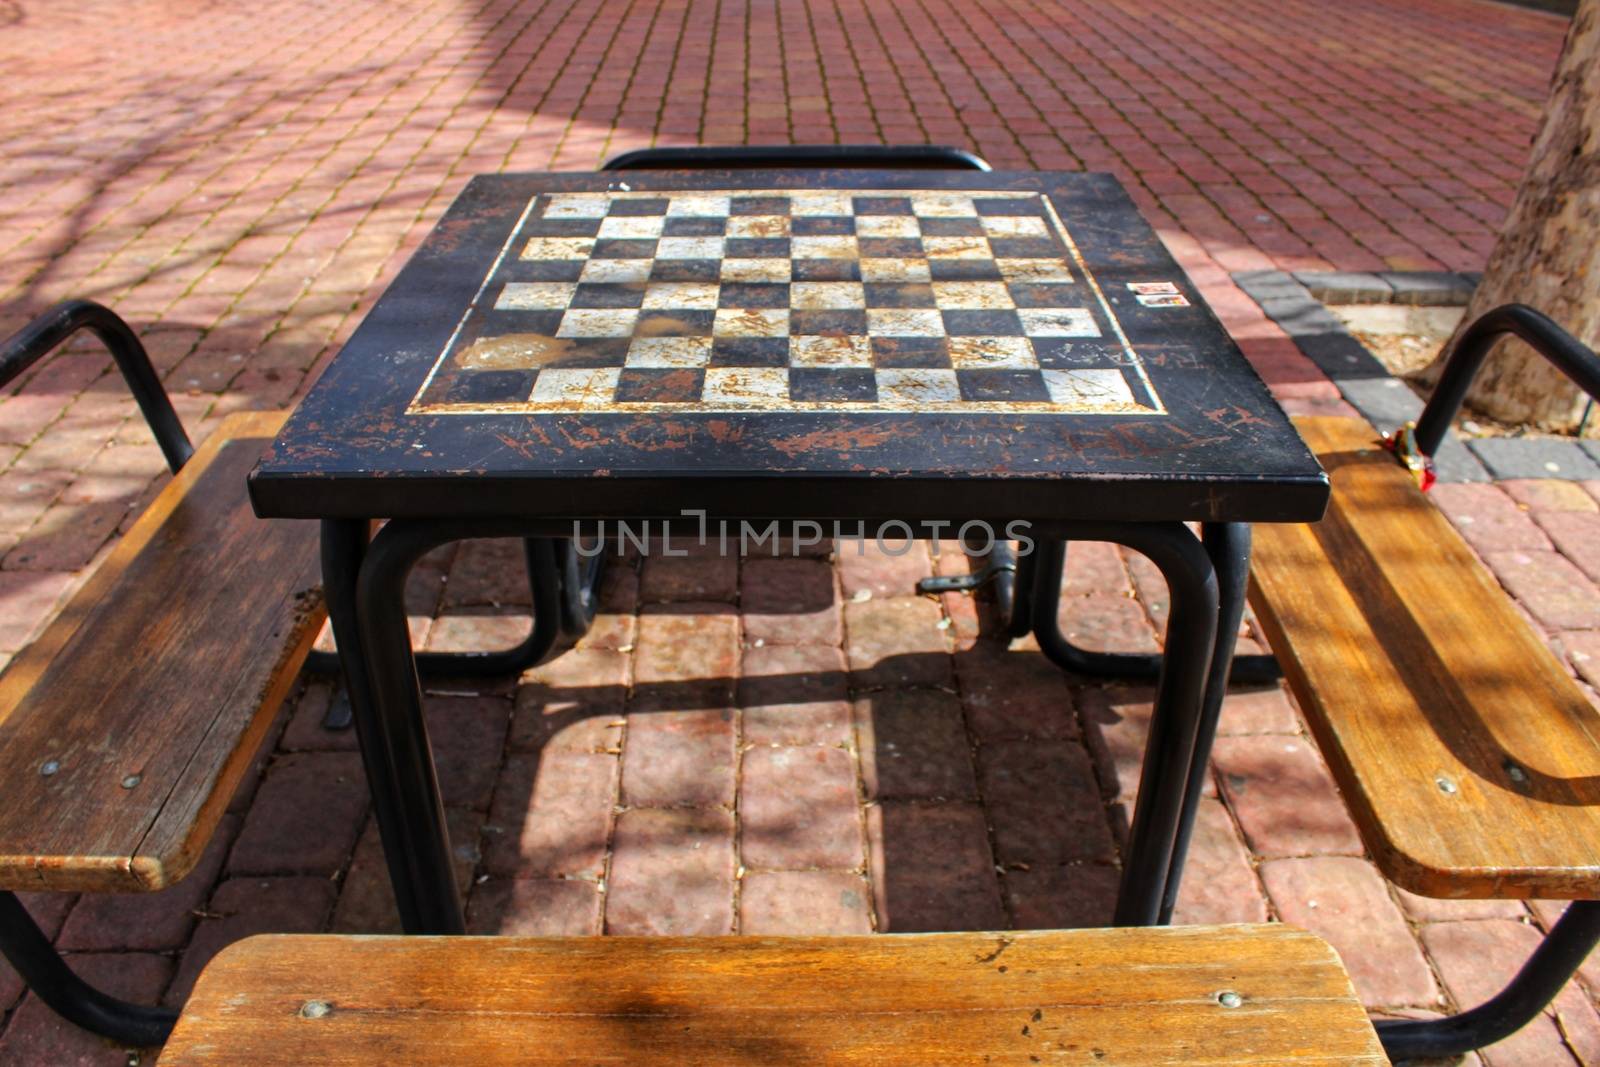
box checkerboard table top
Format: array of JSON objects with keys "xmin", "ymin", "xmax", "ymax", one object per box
[{"xmin": 252, "ymin": 171, "xmax": 1327, "ymax": 524}]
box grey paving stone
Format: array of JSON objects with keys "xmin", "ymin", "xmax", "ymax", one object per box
[
  {"xmin": 1336, "ymin": 376, "xmax": 1424, "ymax": 430},
  {"xmin": 1232, "ymin": 269, "xmax": 1307, "ymax": 303},
  {"xmin": 1431, "ymin": 435, "xmax": 1493, "ymax": 483},
  {"xmin": 1292, "ymin": 332, "xmax": 1392, "ymax": 381},
  {"xmin": 1293, "ymin": 271, "xmax": 1393, "ymax": 304},
  {"xmin": 1253, "ymin": 293, "xmax": 1344, "ymax": 336},
  {"xmin": 1467, "ymin": 437, "xmax": 1600, "ymax": 480},
  {"xmin": 1380, "ymin": 271, "xmax": 1474, "ymax": 306}
]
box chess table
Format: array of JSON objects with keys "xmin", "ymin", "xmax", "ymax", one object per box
[{"xmin": 250, "ymin": 170, "xmax": 1329, "ymax": 936}]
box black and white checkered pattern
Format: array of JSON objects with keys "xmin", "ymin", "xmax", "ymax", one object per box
[{"xmin": 414, "ymin": 190, "xmax": 1153, "ymax": 414}]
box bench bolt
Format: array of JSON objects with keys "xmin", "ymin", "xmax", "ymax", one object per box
[
  {"xmin": 120, "ymin": 774, "xmax": 140, "ymax": 789},
  {"xmin": 38, "ymin": 760, "xmax": 58, "ymax": 777},
  {"xmin": 1216, "ymin": 991, "xmax": 1243, "ymax": 1008},
  {"xmin": 1435, "ymin": 776, "xmax": 1457, "ymax": 795},
  {"xmin": 300, "ymin": 1000, "xmax": 332, "ymax": 1019}
]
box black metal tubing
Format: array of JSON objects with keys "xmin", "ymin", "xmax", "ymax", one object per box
[
  {"xmin": 1159, "ymin": 523, "xmax": 1251, "ymax": 923},
  {"xmin": 1376, "ymin": 900, "xmax": 1600, "ymax": 1060},
  {"xmin": 0, "ymin": 300, "xmax": 196, "ymax": 1045},
  {"xmin": 558, "ymin": 540, "xmax": 603, "ymax": 637},
  {"xmin": 303, "ymin": 536, "xmax": 573, "ymax": 680},
  {"xmin": 1, "ymin": 299, "xmax": 192, "ymax": 473},
  {"xmin": 1414, "ymin": 303, "xmax": 1600, "ymax": 456},
  {"xmin": 341, "ymin": 517, "xmax": 1213, "ymax": 932},
  {"xmin": 0, "ymin": 890, "xmax": 176, "ymax": 1047},
  {"xmin": 322, "ymin": 517, "xmax": 457, "ymax": 933},
  {"xmin": 1026, "ymin": 524, "xmax": 1220, "ymax": 926},
  {"xmin": 1363, "ymin": 307, "xmax": 1600, "ymax": 1057},
  {"xmin": 1026, "ymin": 538, "xmax": 1283, "ymax": 686},
  {"xmin": 602, "ymin": 144, "xmax": 991, "ymax": 172}
]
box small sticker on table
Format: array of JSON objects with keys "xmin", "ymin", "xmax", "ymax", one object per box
[
  {"xmin": 1127, "ymin": 281, "xmax": 1179, "ymax": 296},
  {"xmin": 1137, "ymin": 292, "xmax": 1189, "ymax": 308}
]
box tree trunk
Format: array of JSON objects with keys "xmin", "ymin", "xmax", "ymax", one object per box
[{"xmin": 1422, "ymin": 0, "xmax": 1600, "ymax": 436}]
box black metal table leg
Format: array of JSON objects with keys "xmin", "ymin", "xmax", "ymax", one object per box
[
  {"xmin": 350, "ymin": 518, "xmax": 478, "ymax": 935},
  {"xmin": 1034, "ymin": 524, "xmax": 1219, "ymax": 927},
  {"xmin": 1027, "ymin": 538, "xmax": 1281, "ymax": 685},
  {"xmin": 1375, "ymin": 900, "xmax": 1600, "ymax": 1059},
  {"xmin": 321, "ymin": 518, "xmax": 459, "ymax": 934},
  {"xmin": 306, "ymin": 536, "xmax": 578, "ymax": 681},
  {"xmin": 1158, "ymin": 522, "xmax": 1251, "ymax": 923},
  {"xmin": 0, "ymin": 890, "xmax": 177, "ymax": 1046}
]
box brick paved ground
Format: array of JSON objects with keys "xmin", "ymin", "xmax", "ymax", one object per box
[{"xmin": 0, "ymin": 0, "xmax": 1594, "ymax": 1063}]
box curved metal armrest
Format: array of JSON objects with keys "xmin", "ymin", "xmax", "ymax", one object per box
[
  {"xmin": 602, "ymin": 144, "xmax": 990, "ymax": 172},
  {"xmin": 1414, "ymin": 303, "xmax": 1600, "ymax": 456},
  {"xmin": 0, "ymin": 299, "xmax": 192, "ymax": 473}
]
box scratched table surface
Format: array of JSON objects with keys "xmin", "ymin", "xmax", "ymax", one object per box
[{"xmin": 249, "ymin": 171, "xmax": 1326, "ymax": 524}]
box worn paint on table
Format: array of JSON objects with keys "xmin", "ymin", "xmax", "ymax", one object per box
[{"xmin": 251, "ymin": 171, "xmax": 1327, "ymax": 525}]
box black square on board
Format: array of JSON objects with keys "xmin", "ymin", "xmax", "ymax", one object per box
[
  {"xmin": 942, "ymin": 309, "xmax": 1024, "ymax": 336},
  {"xmin": 663, "ymin": 217, "xmax": 726, "ymax": 237},
  {"xmin": 790, "ymin": 368, "xmax": 877, "ymax": 403},
  {"xmin": 859, "ymin": 237, "xmax": 923, "ymax": 258},
  {"xmin": 608, "ymin": 198, "xmax": 670, "ymax": 216},
  {"xmin": 510, "ymin": 260, "xmax": 585, "ymax": 282},
  {"xmin": 870, "ymin": 336, "xmax": 951, "ymax": 369},
  {"xmin": 957, "ymin": 369, "xmax": 1051, "ymax": 402},
  {"xmin": 974, "ymin": 197, "xmax": 1045, "ymax": 216},
  {"xmin": 864, "ymin": 282, "xmax": 937, "ymax": 308},
  {"xmin": 524, "ymin": 217, "xmax": 603, "ymax": 237},
  {"xmin": 593, "ymin": 238, "xmax": 659, "ymax": 259},
  {"xmin": 710, "ymin": 337, "xmax": 790, "ymax": 367},
  {"xmin": 443, "ymin": 369, "xmax": 537, "ymax": 404},
  {"xmin": 726, "ymin": 237, "xmax": 790, "ymax": 258},
  {"xmin": 651, "ymin": 259, "xmax": 721, "ymax": 282},
  {"xmin": 1032, "ymin": 336, "xmax": 1126, "ymax": 369},
  {"xmin": 791, "ymin": 309, "xmax": 868, "ymax": 336},
  {"xmin": 928, "ymin": 259, "xmax": 1003, "ymax": 282},
  {"xmin": 718, "ymin": 282, "xmax": 790, "ymax": 308},
  {"xmin": 477, "ymin": 309, "xmax": 564, "ymax": 336},
  {"xmin": 792, "ymin": 259, "xmax": 861, "ymax": 282},
  {"xmin": 792, "ymin": 216, "xmax": 855, "ymax": 236},
  {"xmin": 990, "ymin": 237, "xmax": 1059, "ymax": 259},
  {"xmin": 571, "ymin": 283, "xmax": 647, "ymax": 308},
  {"xmin": 615, "ymin": 368, "xmax": 705, "ymax": 403}
]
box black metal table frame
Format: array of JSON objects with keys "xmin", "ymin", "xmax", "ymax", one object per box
[{"xmin": 323, "ymin": 513, "xmax": 1242, "ymax": 935}]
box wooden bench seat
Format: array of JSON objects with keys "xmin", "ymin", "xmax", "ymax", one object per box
[
  {"xmin": 159, "ymin": 926, "xmax": 1388, "ymax": 1065},
  {"xmin": 0, "ymin": 410, "xmax": 324, "ymax": 893},
  {"xmin": 1249, "ymin": 415, "xmax": 1600, "ymax": 900}
]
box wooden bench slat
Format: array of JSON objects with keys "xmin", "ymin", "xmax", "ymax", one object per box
[
  {"xmin": 160, "ymin": 928, "xmax": 1388, "ymax": 1065},
  {"xmin": 1250, "ymin": 415, "xmax": 1600, "ymax": 898},
  {"xmin": 0, "ymin": 412, "xmax": 324, "ymax": 893}
]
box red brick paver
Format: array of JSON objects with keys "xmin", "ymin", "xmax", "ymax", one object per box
[{"xmin": 0, "ymin": 2, "xmax": 1593, "ymax": 1065}]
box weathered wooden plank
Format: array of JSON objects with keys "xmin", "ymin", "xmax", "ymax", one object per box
[
  {"xmin": 161, "ymin": 928, "xmax": 1387, "ymax": 1065},
  {"xmin": 1250, "ymin": 415, "xmax": 1600, "ymax": 898},
  {"xmin": 0, "ymin": 412, "xmax": 325, "ymax": 892}
]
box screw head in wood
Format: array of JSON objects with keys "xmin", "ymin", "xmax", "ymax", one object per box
[
  {"xmin": 1435, "ymin": 775, "xmax": 1457, "ymax": 794},
  {"xmin": 1217, "ymin": 991, "xmax": 1243, "ymax": 1008},
  {"xmin": 121, "ymin": 774, "xmax": 141, "ymax": 789},
  {"xmin": 299, "ymin": 1000, "xmax": 332, "ymax": 1019},
  {"xmin": 39, "ymin": 760, "xmax": 59, "ymax": 777}
]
